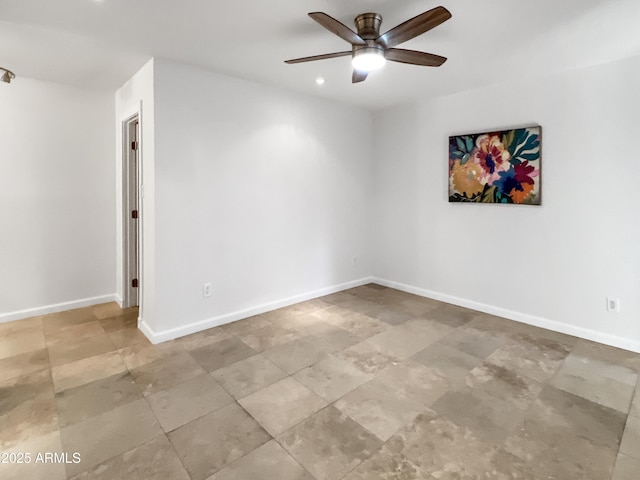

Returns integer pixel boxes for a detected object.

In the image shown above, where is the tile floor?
[1,284,639,479]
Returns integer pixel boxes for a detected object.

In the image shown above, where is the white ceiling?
[1,0,640,110]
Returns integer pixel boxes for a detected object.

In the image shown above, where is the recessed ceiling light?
[315,77,325,86]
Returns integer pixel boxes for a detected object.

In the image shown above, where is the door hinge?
[131,141,138,151]
[131,210,138,219]
[132,279,139,288]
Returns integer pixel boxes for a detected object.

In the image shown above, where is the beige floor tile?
[464,313,527,339]
[259,306,307,326]
[55,372,142,427]
[189,337,257,372]
[465,362,542,410]
[440,328,504,359]
[52,350,126,393]
[41,308,97,335]
[550,353,637,412]
[91,302,128,320]
[285,298,332,316]
[3,290,640,480]
[278,405,383,480]
[47,333,115,367]
[211,354,287,399]
[504,427,618,480]
[431,386,526,444]
[238,324,302,352]
[208,440,313,480]
[0,348,49,382]
[293,355,373,402]
[106,326,150,349]
[342,285,385,301]
[334,340,402,376]
[219,315,272,336]
[572,339,640,373]
[314,305,390,339]
[333,297,381,315]
[612,453,640,480]
[239,377,327,436]
[619,414,640,459]
[146,374,233,432]
[262,337,331,374]
[484,346,562,384]
[412,342,481,385]
[44,321,105,347]
[0,317,42,338]
[68,434,189,480]
[334,378,428,441]
[342,444,435,480]
[0,431,66,480]
[269,312,333,334]
[395,297,441,317]
[313,328,362,353]
[0,330,46,360]
[320,291,358,305]
[386,410,499,478]
[376,360,450,406]
[424,304,479,327]
[99,312,138,333]
[117,340,183,370]
[366,320,450,360]
[60,399,162,477]
[504,385,626,459]
[502,331,572,374]
[488,448,537,480]
[168,402,270,480]
[173,327,232,350]
[367,306,414,326]
[130,351,206,395]
[0,370,58,450]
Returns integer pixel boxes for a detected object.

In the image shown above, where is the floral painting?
[449,126,541,205]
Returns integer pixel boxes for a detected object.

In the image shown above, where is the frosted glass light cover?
[351,51,386,72]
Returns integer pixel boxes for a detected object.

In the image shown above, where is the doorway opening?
[122,114,140,308]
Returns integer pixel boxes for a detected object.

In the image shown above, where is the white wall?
[141,59,373,339]
[114,59,155,320]
[0,77,115,321]
[373,54,640,352]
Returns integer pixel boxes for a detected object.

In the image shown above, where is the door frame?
[122,113,140,308]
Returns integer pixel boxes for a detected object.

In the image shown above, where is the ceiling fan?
[285,6,452,83]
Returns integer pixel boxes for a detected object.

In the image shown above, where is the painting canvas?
[448,126,541,205]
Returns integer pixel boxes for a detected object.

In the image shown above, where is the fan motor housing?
[354,13,382,40]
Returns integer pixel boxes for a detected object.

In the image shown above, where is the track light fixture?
[1,67,16,84]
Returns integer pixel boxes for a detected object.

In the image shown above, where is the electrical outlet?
[203,282,212,298]
[607,297,619,313]
[352,256,358,265]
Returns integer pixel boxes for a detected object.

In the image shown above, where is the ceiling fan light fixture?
[351,47,386,72]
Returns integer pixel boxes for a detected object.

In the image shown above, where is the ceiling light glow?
[352,47,386,72]
[315,77,325,86]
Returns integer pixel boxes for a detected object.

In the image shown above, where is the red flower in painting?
[472,134,511,184]
[514,160,536,185]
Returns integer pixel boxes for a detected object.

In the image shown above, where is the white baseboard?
[139,277,375,344]
[0,294,119,324]
[372,277,640,354]
[114,294,124,309]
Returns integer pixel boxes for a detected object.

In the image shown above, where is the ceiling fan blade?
[352,70,368,83]
[284,51,352,64]
[309,12,367,46]
[376,6,452,48]
[385,48,447,67]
